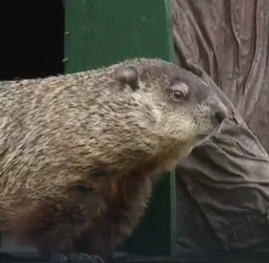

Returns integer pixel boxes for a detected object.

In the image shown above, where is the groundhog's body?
[0,58,228,262]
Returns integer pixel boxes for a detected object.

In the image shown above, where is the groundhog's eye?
[171,90,184,102]
[169,82,189,102]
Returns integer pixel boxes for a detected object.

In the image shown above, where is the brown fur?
[0,58,228,262]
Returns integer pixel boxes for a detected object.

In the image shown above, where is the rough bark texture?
[172,0,269,253]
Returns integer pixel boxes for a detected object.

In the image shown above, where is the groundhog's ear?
[116,66,139,91]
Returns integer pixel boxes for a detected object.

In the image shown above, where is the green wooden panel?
[64,0,177,256]
[64,0,175,71]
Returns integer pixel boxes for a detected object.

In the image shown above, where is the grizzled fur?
[0,58,228,262]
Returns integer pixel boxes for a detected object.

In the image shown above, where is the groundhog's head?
[91,58,229,167]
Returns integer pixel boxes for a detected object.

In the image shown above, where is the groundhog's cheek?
[173,116,196,140]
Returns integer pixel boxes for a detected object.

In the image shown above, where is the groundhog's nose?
[214,110,227,124]
[210,97,228,124]
[208,96,229,125]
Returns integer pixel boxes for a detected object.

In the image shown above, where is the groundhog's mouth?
[196,127,220,142]
[196,133,211,141]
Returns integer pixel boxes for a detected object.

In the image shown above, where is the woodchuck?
[0,58,228,262]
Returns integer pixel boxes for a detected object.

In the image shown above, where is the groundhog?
[0,58,228,263]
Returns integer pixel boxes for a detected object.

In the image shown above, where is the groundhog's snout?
[210,98,229,125]
[214,109,227,124]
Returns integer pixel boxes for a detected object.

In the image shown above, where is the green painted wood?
[64,0,175,71]
[64,0,177,256]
